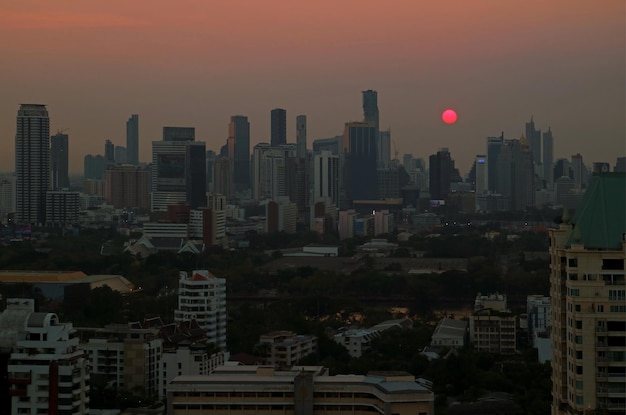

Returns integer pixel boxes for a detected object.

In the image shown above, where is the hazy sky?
[1,0,624,174]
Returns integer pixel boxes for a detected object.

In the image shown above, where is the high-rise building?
[151,127,206,211]
[313,151,339,207]
[549,173,626,415]
[469,293,516,354]
[4,298,90,415]
[475,154,488,195]
[50,132,69,190]
[0,176,16,221]
[493,137,535,211]
[378,129,391,168]
[105,165,151,210]
[126,114,139,165]
[46,190,80,225]
[362,89,379,132]
[174,270,227,350]
[486,134,504,193]
[271,108,287,147]
[84,154,106,180]
[571,153,586,190]
[343,121,378,202]
[615,157,626,172]
[114,145,126,164]
[429,148,454,200]
[525,116,541,165]
[104,139,115,166]
[252,143,295,201]
[15,104,50,225]
[213,156,232,199]
[228,115,251,192]
[296,115,307,160]
[542,127,554,186]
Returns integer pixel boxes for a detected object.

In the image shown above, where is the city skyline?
[0,1,624,174]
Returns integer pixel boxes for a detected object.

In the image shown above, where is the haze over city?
[1,0,624,174]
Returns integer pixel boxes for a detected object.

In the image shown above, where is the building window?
[609,290,625,301]
[575,336,582,344]
[570,288,580,297]
[575,304,581,312]
[575,320,582,329]
[568,258,578,267]
[576,380,583,390]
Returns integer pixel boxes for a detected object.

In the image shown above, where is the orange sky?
[1,0,624,173]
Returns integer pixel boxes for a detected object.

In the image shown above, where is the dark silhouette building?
[271,108,286,147]
[343,121,378,203]
[228,115,251,192]
[429,148,454,200]
[126,114,139,165]
[50,132,69,190]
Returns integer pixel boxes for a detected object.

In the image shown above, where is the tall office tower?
[252,143,295,201]
[286,156,307,218]
[549,173,626,415]
[228,115,251,191]
[151,127,205,211]
[0,176,16,220]
[362,89,379,132]
[571,153,585,190]
[296,115,307,159]
[495,138,535,211]
[525,116,541,165]
[50,132,69,190]
[343,121,378,202]
[615,157,626,172]
[206,150,216,192]
[429,148,454,200]
[104,139,115,165]
[114,145,127,164]
[554,158,573,181]
[313,151,340,206]
[271,108,287,147]
[174,270,227,350]
[83,154,105,180]
[186,142,207,208]
[475,155,488,195]
[213,156,232,199]
[104,165,151,210]
[163,126,195,141]
[542,127,554,186]
[126,114,139,165]
[4,298,90,415]
[403,154,414,173]
[15,104,50,225]
[378,129,391,168]
[486,134,504,193]
[312,136,343,155]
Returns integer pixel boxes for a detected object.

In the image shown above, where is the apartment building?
[550,172,626,415]
[469,293,517,354]
[257,331,317,367]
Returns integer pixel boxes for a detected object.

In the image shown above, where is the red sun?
[442,109,457,124]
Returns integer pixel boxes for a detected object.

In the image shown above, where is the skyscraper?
[429,148,454,200]
[271,108,286,146]
[549,173,626,415]
[104,139,115,166]
[50,132,69,190]
[486,134,504,193]
[542,127,554,186]
[378,129,391,168]
[343,121,378,202]
[296,115,307,159]
[525,116,541,165]
[228,115,251,191]
[362,89,379,132]
[126,114,139,165]
[151,127,205,211]
[474,155,488,195]
[16,104,50,225]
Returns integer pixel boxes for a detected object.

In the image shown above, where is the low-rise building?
[469,293,517,354]
[167,366,434,415]
[430,318,468,348]
[334,319,413,358]
[257,331,317,367]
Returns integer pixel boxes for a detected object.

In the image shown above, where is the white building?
[4,298,90,415]
[338,209,357,240]
[374,209,393,236]
[313,150,340,206]
[469,293,517,354]
[160,343,225,399]
[174,270,227,350]
[82,323,162,397]
[257,331,317,367]
[334,319,413,358]
[430,318,467,348]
